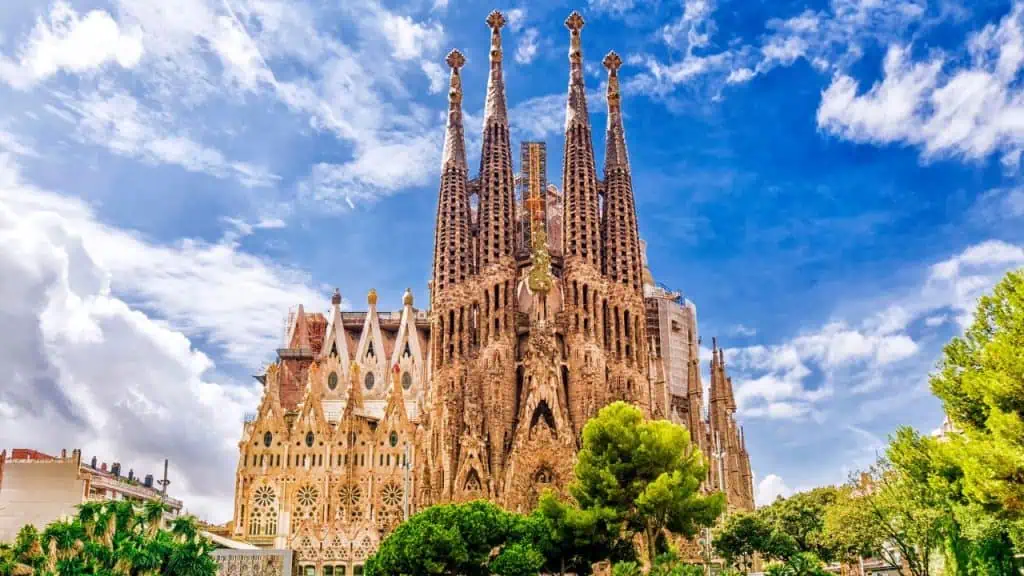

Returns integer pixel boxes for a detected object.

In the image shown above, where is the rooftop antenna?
[157,459,171,494]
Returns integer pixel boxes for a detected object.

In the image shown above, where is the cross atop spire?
[565,11,585,33]
[486,10,506,32]
[603,50,622,72]
[446,48,466,70]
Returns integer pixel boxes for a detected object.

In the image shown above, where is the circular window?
[263,432,273,447]
[389,431,398,447]
[364,371,375,390]
[296,485,319,507]
[401,372,412,390]
[253,486,275,507]
[327,371,338,391]
[305,432,314,447]
[381,482,403,508]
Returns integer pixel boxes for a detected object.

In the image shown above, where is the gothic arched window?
[401,372,412,390]
[365,371,375,390]
[305,432,314,447]
[389,431,398,447]
[263,432,273,447]
[328,371,339,391]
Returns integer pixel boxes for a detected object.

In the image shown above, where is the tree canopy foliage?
[930,269,1024,545]
[0,500,216,576]
[571,402,724,567]
[712,486,840,569]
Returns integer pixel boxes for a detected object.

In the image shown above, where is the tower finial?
[331,288,342,306]
[566,11,585,33]
[483,12,509,124]
[441,49,467,171]
[487,10,506,32]
[446,48,466,70]
[603,50,622,73]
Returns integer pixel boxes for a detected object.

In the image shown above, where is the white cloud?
[972,186,1024,222]
[818,3,1024,166]
[298,131,441,212]
[924,239,1024,325]
[727,237,1024,422]
[0,1,144,89]
[588,0,635,15]
[506,9,527,33]
[756,474,792,506]
[377,12,444,62]
[732,323,757,337]
[0,128,40,157]
[421,60,447,94]
[516,28,540,65]
[0,155,267,522]
[59,88,278,188]
[0,154,323,369]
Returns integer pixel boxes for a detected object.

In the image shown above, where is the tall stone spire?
[561,11,601,267]
[432,50,473,294]
[601,51,643,292]
[478,11,516,268]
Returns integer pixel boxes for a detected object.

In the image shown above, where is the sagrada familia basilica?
[228,10,754,574]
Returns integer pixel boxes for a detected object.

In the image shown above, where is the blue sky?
[1,0,1023,520]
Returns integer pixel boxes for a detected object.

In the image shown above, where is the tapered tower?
[561,12,602,268]
[478,10,516,269]
[601,51,643,293]
[432,50,472,295]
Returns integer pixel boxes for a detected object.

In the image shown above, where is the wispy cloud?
[0,1,144,89]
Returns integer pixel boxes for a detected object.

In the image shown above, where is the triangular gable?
[320,293,352,375]
[354,292,387,395]
[287,305,312,350]
[388,292,424,367]
[254,363,287,431]
[293,362,331,436]
[381,364,409,429]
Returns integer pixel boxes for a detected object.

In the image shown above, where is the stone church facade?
[229,11,753,575]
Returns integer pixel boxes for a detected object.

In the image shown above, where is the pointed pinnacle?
[565,11,585,31]
[486,10,506,30]
[603,50,622,72]
[446,49,466,69]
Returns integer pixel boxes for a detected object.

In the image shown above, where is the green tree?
[365,500,547,576]
[824,430,949,576]
[759,487,840,562]
[930,269,1024,545]
[712,487,840,568]
[763,552,829,576]
[534,491,631,576]
[571,402,725,568]
[712,512,774,571]
[0,500,215,576]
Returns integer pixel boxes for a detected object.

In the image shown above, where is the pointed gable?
[321,289,352,378]
[355,289,387,397]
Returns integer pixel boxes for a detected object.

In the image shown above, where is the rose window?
[253,486,276,507]
[296,485,319,507]
[339,484,362,507]
[381,482,403,508]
